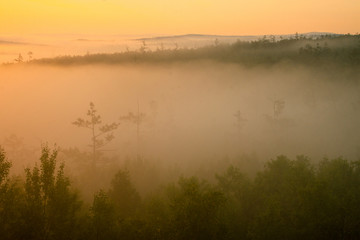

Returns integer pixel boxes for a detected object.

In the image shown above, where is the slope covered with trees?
[1,146,360,239]
[24,34,360,68]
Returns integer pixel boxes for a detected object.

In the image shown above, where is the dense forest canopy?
[1,146,360,240]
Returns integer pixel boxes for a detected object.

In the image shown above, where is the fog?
[1,61,359,177]
[0,34,242,63]
[2,49,360,238]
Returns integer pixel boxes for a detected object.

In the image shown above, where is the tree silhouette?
[0,147,12,231]
[168,177,225,240]
[0,147,11,189]
[23,146,81,240]
[273,99,285,119]
[73,102,119,166]
[0,148,23,240]
[14,54,23,63]
[27,51,33,62]
[90,190,117,240]
[120,101,146,161]
[233,110,247,130]
[108,170,141,219]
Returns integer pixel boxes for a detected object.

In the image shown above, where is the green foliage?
[108,169,141,219]
[167,177,226,240]
[310,158,360,239]
[249,155,315,239]
[0,147,11,186]
[0,147,21,240]
[216,166,252,239]
[22,146,82,240]
[3,146,360,239]
[90,190,117,240]
[140,194,171,240]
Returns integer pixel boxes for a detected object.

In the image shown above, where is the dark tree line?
[27,34,360,68]
[1,146,360,239]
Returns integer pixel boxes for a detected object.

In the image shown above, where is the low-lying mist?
[1,49,360,240]
[1,61,359,177]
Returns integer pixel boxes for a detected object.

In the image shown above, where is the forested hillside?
[25,34,360,68]
[1,146,360,240]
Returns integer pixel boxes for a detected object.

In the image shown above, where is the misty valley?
[1,34,360,239]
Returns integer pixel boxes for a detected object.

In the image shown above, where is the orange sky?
[0,0,359,35]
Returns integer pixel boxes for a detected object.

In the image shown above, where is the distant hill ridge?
[3,33,358,67]
[136,32,340,41]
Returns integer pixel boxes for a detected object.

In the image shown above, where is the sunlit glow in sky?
[1,0,359,35]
